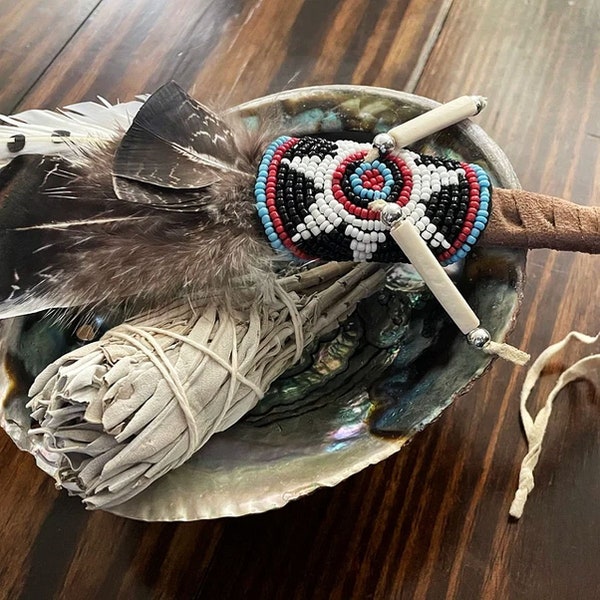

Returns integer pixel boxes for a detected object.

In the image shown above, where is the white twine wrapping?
[26,263,386,509]
[510,331,600,519]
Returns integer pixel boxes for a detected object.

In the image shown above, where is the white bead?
[378,232,387,243]
[310,226,320,236]
[430,238,440,248]
[325,224,334,233]
[357,231,365,242]
[421,230,433,240]
[426,223,436,233]
[333,217,342,227]
[301,230,311,240]
[297,223,306,232]
[292,233,301,243]
[316,215,326,225]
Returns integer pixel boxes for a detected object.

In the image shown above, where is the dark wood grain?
[0,0,599,598]
[0,0,100,112]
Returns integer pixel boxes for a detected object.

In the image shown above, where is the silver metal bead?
[380,203,403,227]
[372,133,395,156]
[466,327,491,348]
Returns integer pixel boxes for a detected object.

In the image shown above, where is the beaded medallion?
[255,136,491,265]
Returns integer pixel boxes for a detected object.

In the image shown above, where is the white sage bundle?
[26,263,385,509]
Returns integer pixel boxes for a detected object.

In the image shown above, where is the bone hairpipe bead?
[389,219,480,334]
[367,95,487,161]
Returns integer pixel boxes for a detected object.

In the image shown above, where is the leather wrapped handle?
[482,188,600,253]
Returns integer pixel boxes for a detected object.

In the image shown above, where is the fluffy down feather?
[0,83,278,318]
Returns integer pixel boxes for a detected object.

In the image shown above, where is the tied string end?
[483,341,530,366]
[481,338,530,366]
[509,331,600,519]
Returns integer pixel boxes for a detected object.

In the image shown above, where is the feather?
[113,81,250,196]
[0,99,144,168]
[0,84,279,319]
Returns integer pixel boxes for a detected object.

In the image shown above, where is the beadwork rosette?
[255,136,491,265]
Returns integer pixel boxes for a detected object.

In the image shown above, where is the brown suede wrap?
[482,188,600,253]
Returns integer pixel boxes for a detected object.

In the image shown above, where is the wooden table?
[1,1,599,598]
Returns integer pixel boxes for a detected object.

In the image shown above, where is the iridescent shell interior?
[0,86,525,521]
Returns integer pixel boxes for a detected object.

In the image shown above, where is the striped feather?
[0,98,144,168]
